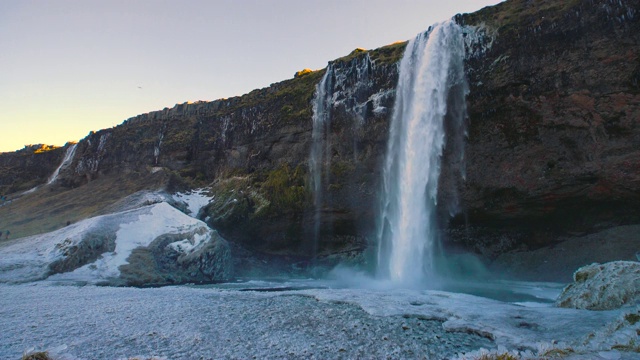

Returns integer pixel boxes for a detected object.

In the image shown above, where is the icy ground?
[2,281,639,360]
[0,202,223,285]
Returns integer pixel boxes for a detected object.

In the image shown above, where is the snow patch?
[50,202,206,282]
[0,201,222,285]
[172,188,213,218]
[167,232,208,253]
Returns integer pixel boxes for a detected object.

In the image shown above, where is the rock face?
[556,261,640,310]
[0,144,67,195]
[2,0,639,261]
[455,0,640,253]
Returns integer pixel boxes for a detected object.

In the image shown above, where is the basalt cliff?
[1,0,638,278]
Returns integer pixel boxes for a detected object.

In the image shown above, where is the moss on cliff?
[255,164,309,218]
[212,69,326,123]
[332,42,406,68]
[369,41,407,65]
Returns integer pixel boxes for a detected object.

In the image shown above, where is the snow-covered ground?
[0,201,228,285]
[1,190,638,359]
[172,189,213,218]
[2,280,638,360]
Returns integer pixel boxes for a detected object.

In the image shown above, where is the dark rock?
[0,144,67,194]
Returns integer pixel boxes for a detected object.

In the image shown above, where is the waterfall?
[309,66,334,260]
[376,20,467,287]
[47,143,78,185]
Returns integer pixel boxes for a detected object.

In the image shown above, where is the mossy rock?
[255,163,310,218]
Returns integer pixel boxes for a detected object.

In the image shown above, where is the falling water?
[376,20,467,287]
[309,66,334,260]
[47,143,78,185]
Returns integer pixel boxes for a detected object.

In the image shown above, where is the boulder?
[556,261,640,310]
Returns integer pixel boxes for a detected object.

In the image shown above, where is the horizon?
[0,0,504,153]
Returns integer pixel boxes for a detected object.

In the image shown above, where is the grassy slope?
[0,169,171,242]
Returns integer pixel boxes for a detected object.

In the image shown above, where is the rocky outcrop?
[0,202,231,286]
[2,0,639,262]
[454,0,640,252]
[556,261,640,310]
[0,144,67,195]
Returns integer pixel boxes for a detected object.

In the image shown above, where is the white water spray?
[47,143,78,185]
[310,66,334,258]
[376,20,467,287]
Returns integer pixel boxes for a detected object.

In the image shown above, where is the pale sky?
[0,0,503,153]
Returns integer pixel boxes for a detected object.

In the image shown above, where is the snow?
[48,202,209,283]
[173,188,213,218]
[0,202,214,285]
[0,281,638,360]
[0,211,120,283]
[167,232,208,253]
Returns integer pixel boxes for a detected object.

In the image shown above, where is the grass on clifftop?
[462,0,583,32]
[216,68,326,124]
[333,41,406,67]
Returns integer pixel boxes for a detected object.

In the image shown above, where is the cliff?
[0,144,66,195]
[457,0,640,255]
[1,0,638,263]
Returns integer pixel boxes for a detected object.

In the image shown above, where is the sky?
[0,0,504,153]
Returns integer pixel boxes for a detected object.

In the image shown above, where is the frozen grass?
[0,284,493,359]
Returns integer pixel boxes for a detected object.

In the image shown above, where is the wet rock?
[556,261,640,310]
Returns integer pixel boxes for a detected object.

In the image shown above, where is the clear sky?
[0,0,503,153]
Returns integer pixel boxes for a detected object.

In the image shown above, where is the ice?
[0,202,214,284]
[167,232,208,253]
[172,188,213,218]
[0,282,637,359]
[0,211,120,283]
[48,202,208,283]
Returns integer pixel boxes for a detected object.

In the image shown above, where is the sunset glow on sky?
[0,0,503,153]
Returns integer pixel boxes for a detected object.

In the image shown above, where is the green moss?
[255,164,309,218]
[333,42,406,68]
[330,161,354,179]
[369,41,407,65]
[334,48,368,64]
[207,176,255,227]
[214,73,317,124]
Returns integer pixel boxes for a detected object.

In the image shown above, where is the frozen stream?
[1,280,638,359]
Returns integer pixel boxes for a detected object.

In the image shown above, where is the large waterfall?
[310,66,334,259]
[376,20,467,287]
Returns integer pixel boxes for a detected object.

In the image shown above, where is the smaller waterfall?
[376,20,467,287]
[309,66,334,260]
[47,143,78,185]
